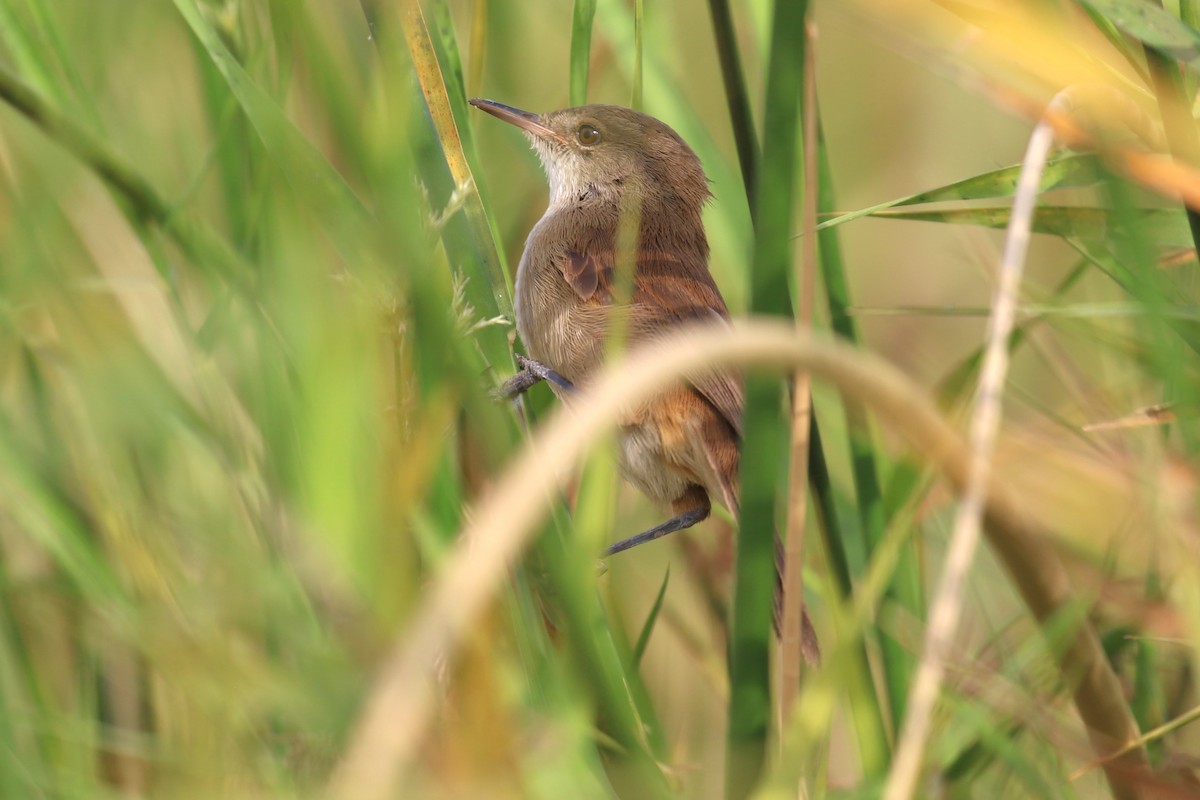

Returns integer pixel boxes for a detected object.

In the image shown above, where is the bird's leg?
[496,354,576,400]
[604,486,710,556]
[603,509,707,555]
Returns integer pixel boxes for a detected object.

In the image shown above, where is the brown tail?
[704,431,820,665]
[687,390,820,664]
[775,536,822,665]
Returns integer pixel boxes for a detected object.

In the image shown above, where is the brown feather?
[549,225,744,443]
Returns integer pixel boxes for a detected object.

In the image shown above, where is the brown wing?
[562,249,603,300]
[558,230,744,438]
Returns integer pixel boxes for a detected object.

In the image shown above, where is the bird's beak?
[469,98,569,145]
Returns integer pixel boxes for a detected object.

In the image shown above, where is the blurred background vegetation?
[0,0,1198,797]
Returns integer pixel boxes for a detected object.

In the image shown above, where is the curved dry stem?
[883,90,1073,800]
[328,319,1142,800]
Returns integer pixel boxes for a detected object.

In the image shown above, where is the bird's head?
[470,99,712,213]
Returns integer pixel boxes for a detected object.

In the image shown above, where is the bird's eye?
[576,124,601,146]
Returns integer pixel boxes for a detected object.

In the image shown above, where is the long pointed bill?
[469,98,568,145]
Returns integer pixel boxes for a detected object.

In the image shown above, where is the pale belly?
[515,256,689,502]
[618,418,692,504]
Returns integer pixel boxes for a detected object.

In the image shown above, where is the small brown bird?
[471,99,817,656]
[471,99,740,550]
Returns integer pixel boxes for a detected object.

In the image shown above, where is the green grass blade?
[170,0,368,223]
[814,117,901,766]
[706,0,759,212]
[631,0,644,109]
[0,425,124,604]
[361,1,514,379]
[427,0,508,260]
[863,205,1194,247]
[0,3,68,113]
[937,256,1091,404]
[1144,38,1200,256]
[815,153,1102,233]
[1067,237,1200,357]
[419,0,518,360]
[941,698,1061,799]
[430,1,470,125]
[703,2,894,772]
[570,0,597,106]
[759,465,927,797]
[1079,0,1200,72]
[17,0,105,127]
[0,64,253,289]
[534,521,675,795]
[633,567,670,667]
[1132,639,1167,762]
[730,2,810,798]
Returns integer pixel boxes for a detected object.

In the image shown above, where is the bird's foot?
[494,354,576,401]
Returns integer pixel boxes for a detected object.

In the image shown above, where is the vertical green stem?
[815,116,905,758]
[727,1,808,797]
[705,0,759,214]
[467,0,487,96]
[631,0,644,109]
[569,0,597,106]
[1143,36,1200,257]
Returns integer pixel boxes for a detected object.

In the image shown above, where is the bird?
[471,99,817,659]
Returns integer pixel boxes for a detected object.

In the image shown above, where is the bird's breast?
[514,218,608,385]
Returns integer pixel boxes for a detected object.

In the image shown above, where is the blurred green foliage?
[0,0,1197,798]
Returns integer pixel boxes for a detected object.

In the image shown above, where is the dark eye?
[576,124,601,146]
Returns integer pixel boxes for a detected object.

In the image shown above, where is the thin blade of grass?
[466,0,487,96]
[0,3,69,114]
[937,256,1091,406]
[569,0,597,106]
[430,1,471,129]
[730,2,809,798]
[0,424,125,604]
[1066,236,1200,357]
[360,0,514,380]
[779,21,819,720]
[864,205,1195,248]
[420,0,515,308]
[814,107,902,770]
[533,518,674,794]
[941,698,1062,799]
[706,0,759,214]
[633,567,671,667]
[1132,631,1167,762]
[1143,34,1200,257]
[0,64,252,288]
[398,0,513,349]
[171,0,368,221]
[631,0,644,110]
[756,454,927,798]
[814,153,1102,233]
